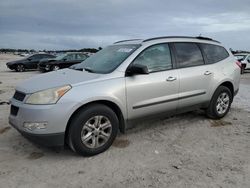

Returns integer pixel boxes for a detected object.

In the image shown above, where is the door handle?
[204,71,212,75]
[166,76,177,81]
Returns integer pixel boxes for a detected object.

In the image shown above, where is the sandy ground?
[0,54,249,188]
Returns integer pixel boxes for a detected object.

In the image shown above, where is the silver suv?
[9,36,241,156]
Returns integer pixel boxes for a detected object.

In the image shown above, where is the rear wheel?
[51,65,60,71]
[206,86,232,119]
[68,104,119,156]
[15,64,25,72]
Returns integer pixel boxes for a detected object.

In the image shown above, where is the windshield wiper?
[84,67,95,73]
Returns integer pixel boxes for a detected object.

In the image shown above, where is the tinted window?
[201,44,229,64]
[174,43,204,68]
[133,43,172,72]
[44,54,54,58]
[30,54,41,60]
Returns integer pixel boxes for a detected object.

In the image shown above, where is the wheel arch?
[15,63,26,71]
[16,63,25,67]
[65,100,126,143]
[219,81,234,97]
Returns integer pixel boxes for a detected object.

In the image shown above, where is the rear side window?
[200,44,229,64]
[174,43,204,68]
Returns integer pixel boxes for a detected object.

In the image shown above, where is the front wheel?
[206,86,232,119]
[15,64,25,72]
[68,104,119,156]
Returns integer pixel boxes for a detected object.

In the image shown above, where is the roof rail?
[114,39,142,44]
[143,36,220,43]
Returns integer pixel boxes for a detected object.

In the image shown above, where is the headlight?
[25,85,71,105]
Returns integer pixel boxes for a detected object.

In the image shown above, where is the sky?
[0,0,250,50]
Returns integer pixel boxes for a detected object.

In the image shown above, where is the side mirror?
[63,58,67,61]
[248,59,250,63]
[27,58,32,61]
[126,64,149,76]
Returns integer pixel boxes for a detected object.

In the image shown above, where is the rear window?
[200,44,229,64]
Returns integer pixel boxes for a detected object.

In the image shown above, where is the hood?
[16,69,107,93]
[6,59,24,65]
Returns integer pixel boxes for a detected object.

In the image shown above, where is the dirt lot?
[0,54,249,188]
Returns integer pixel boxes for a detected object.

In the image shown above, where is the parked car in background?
[38,52,88,72]
[6,54,55,72]
[234,53,250,73]
[9,36,240,156]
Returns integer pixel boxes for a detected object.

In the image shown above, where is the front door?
[125,43,179,119]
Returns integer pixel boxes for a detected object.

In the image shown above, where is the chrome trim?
[133,91,206,109]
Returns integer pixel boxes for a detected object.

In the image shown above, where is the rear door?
[126,43,179,119]
[173,42,214,109]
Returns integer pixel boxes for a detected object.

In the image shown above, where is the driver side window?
[133,43,172,72]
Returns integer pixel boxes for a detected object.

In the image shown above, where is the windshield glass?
[75,44,140,73]
[55,53,67,60]
[235,55,246,61]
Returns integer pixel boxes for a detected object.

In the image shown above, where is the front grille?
[10,105,19,116]
[13,91,26,101]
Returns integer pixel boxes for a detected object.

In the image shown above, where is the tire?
[15,64,25,72]
[51,65,60,71]
[206,86,232,119]
[68,104,119,156]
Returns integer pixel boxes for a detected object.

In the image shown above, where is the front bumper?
[9,120,64,147]
[8,98,74,147]
[6,64,14,70]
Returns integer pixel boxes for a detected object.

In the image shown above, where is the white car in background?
[234,53,250,73]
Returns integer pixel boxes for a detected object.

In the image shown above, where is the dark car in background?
[38,52,88,72]
[6,53,55,72]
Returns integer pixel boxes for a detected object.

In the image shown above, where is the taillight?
[236,61,241,68]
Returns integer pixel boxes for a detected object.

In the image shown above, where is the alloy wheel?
[81,115,112,149]
[16,64,25,72]
[216,92,230,115]
[52,65,60,71]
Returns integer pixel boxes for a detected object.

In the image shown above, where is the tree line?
[0,47,102,54]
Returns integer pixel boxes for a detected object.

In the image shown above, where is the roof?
[114,36,220,45]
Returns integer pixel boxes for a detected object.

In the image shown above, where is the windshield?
[75,44,140,73]
[235,55,246,61]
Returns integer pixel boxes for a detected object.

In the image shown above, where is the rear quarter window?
[200,44,229,64]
